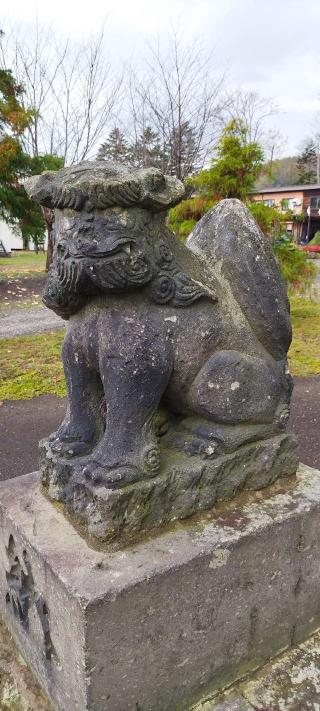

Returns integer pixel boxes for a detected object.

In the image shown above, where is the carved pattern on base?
[5,534,56,661]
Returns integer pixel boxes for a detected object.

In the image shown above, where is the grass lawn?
[0,331,65,400]
[289,297,320,376]
[0,298,319,401]
[0,251,46,281]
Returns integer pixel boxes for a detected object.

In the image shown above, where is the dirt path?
[0,275,45,304]
[0,305,64,338]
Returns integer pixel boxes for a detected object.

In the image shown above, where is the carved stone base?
[0,465,320,711]
[40,432,299,542]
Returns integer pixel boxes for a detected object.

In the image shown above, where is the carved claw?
[50,437,93,458]
[83,464,143,488]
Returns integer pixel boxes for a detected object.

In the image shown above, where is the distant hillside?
[255,156,300,189]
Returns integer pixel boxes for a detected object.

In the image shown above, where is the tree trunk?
[42,207,55,272]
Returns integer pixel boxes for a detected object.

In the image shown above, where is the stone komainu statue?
[26,162,298,539]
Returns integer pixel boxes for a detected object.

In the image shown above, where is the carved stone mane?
[26,160,185,212]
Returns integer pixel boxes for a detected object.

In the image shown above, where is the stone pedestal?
[0,465,320,711]
[40,432,298,542]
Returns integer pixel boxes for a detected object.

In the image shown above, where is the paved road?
[0,306,64,338]
[0,395,67,479]
[0,376,319,480]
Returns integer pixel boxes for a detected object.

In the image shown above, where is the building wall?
[251,188,320,241]
[0,221,47,252]
[0,222,23,252]
[252,190,304,215]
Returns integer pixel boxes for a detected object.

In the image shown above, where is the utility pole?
[306,204,311,242]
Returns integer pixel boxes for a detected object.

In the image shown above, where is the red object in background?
[301,245,320,252]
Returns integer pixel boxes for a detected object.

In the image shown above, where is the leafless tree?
[0,22,123,165]
[224,89,278,144]
[127,32,227,180]
[263,128,287,172]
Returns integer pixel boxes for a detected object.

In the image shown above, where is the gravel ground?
[0,305,64,338]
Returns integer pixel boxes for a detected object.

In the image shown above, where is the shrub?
[168,197,216,238]
[169,197,316,292]
[309,231,320,246]
[248,201,290,237]
[168,217,197,239]
[272,234,317,292]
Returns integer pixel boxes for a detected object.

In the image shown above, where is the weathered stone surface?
[242,629,320,710]
[187,200,292,360]
[25,160,298,537]
[192,695,253,711]
[26,160,186,212]
[0,619,51,711]
[40,432,298,542]
[196,629,320,711]
[1,464,320,711]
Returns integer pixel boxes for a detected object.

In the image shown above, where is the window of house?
[310,197,320,209]
[263,199,275,207]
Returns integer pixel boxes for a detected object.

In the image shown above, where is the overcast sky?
[2,0,320,157]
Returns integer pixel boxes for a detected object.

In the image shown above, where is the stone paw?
[48,430,59,443]
[50,438,93,458]
[83,464,144,488]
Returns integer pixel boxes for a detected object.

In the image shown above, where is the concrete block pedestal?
[0,465,320,711]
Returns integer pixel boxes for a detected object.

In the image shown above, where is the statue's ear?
[173,272,216,306]
[148,238,216,306]
[149,270,216,307]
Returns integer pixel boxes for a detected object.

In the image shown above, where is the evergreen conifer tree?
[98,128,130,164]
[296,140,317,184]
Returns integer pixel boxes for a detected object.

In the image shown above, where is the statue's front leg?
[82,327,173,487]
[50,331,104,457]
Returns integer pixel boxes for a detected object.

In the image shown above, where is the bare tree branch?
[126,31,227,179]
[224,89,278,144]
[0,21,123,165]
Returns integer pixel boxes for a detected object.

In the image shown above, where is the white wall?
[0,221,23,252]
[0,221,47,251]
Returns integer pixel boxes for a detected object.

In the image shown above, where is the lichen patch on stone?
[209,549,231,568]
